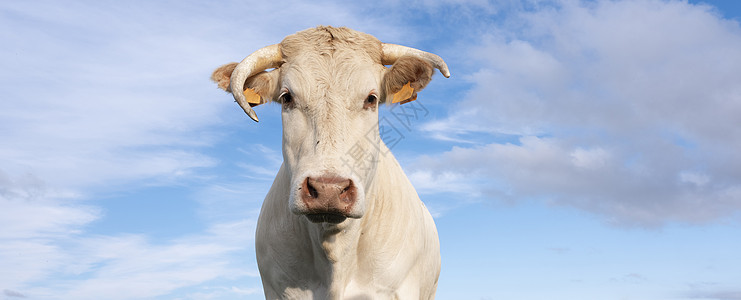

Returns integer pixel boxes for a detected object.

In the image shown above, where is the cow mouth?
[305,213,347,224]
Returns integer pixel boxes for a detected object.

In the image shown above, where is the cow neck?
[301,214,361,297]
[303,154,386,296]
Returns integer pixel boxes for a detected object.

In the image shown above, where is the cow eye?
[279,91,293,106]
[363,94,378,109]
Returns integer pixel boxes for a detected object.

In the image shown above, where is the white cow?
[211,26,449,299]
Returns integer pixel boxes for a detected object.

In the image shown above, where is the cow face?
[211,27,446,225]
[278,50,385,224]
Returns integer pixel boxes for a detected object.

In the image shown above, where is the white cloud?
[570,147,610,170]
[409,170,476,195]
[0,171,99,287]
[175,286,261,300]
[416,0,741,226]
[687,289,741,300]
[0,170,260,299]
[0,2,229,191]
[679,170,711,187]
[45,219,257,300]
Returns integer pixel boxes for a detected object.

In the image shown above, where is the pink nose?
[300,176,357,223]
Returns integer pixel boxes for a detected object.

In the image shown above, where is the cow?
[211,26,449,299]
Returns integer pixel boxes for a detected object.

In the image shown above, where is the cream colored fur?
[257,143,440,299]
[212,26,443,299]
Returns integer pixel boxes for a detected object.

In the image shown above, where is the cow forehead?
[282,55,381,97]
[279,26,383,63]
[278,27,384,106]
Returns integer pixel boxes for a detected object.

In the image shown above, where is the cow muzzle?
[299,176,358,224]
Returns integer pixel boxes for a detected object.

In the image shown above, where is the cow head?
[212,27,449,225]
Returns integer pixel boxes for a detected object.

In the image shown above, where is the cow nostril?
[306,179,318,198]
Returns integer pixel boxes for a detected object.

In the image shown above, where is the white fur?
[256,143,440,299]
[248,27,441,299]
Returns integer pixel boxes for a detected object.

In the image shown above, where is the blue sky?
[1,0,740,299]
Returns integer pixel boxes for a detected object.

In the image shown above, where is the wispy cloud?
[0,170,260,299]
[687,289,741,300]
[50,219,257,300]
[1,1,230,191]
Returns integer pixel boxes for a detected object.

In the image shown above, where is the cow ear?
[211,63,280,107]
[381,55,434,104]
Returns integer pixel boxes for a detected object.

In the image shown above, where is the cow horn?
[230,44,283,122]
[381,43,450,78]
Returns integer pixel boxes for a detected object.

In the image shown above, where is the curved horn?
[381,43,450,78]
[230,44,283,122]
